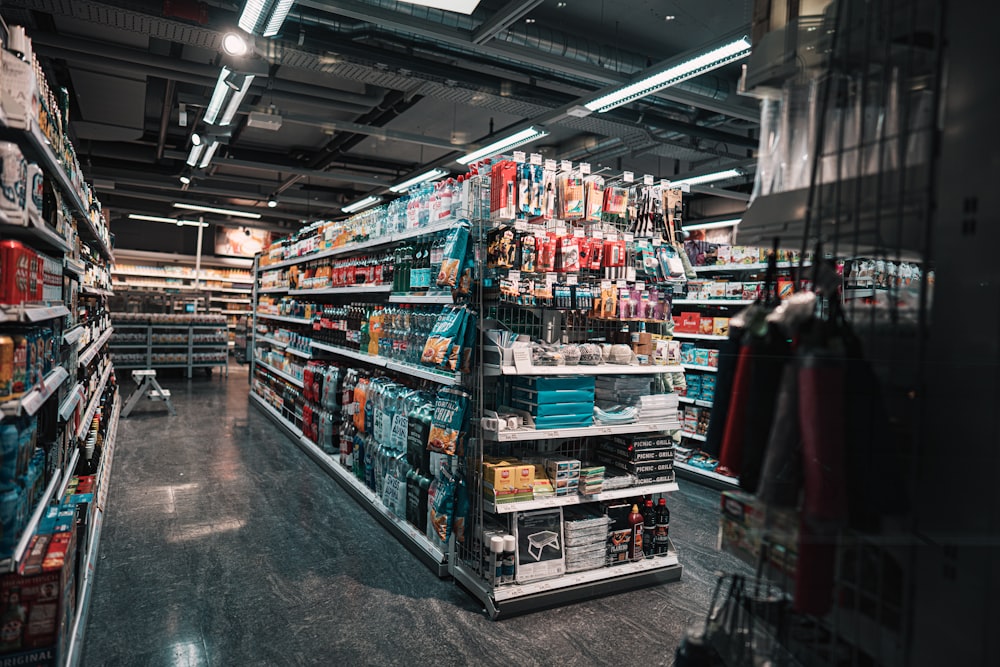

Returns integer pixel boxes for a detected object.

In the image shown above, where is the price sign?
[661,179,670,188]
[530,153,543,165]
[567,275,578,285]
[560,160,573,171]
[616,280,628,288]
[545,159,557,171]
[508,270,521,282]
[580,162,591,175]
[601,280,612,289]
[592,230,604,239]
[573,228,586,238]
[652,238,661,246]
[546,272,558,285]
[643,174,654,186]
[623,233,634,242]
[623,171,634,183]
[635,281,646,291]
[513,151,526,163]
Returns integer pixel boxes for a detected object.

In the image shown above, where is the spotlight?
[191,132,203,146]
[267,196,278,208]
[222,32,248,57]
[179,175,191,185]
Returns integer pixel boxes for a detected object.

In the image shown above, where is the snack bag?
[427,387,471,456]
[428,466,457,542]
[421,306,465,367]
[436,222,471,288]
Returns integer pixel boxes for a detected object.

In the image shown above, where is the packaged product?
[427,387,471,456]
[436,222,470,288]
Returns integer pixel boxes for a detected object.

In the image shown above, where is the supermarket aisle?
[82,366,749,666]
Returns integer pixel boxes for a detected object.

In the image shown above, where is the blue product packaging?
[679,343,696,365]
[0,421,18,489]
[0,488,19,554]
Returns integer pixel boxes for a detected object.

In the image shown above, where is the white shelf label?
[573,228,585,238]
[623,233,634,242]
[530,153,543,165]
[635,281,646,291]
[601,280,612,289]
[661,179,670,188]
[580,162,591,175]
[652,238,661,246]
[513,151,526,163]
[567,275,578,285]
[508,270,521,282]
[616,280,628,288]
[545,159,557,171]
[546,272,558,285]
[512,346,532,372]
[560,160,573,172]
[643,174,654,185]
[592,230,604,239]
[623,171,634,183]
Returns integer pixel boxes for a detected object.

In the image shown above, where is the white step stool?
[122,370,176,417]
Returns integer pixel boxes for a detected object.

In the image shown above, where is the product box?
[545,457,580,477]
[707,350,720,368]
[725,281,743,299]
[712,317,730,337]
[605,503,634,566]
[531,413,593,429]
[629,331,652,357]
[741,282,761,301]
[693,348,710,367]
[777,279,794,300]
[698,317,714,335]
[483,459,534,492]
[709,281,727,299]
[512,376,595,393]
[515,508,565,582]
[512,387,595,404]
[718,491,798,578]
[596,441,674,464]
[685,374,702,399]
[676,312,701,333]
[608,434,674,450]
[509,398,594,419]
[0,240,42,305]
[679,342,696,365]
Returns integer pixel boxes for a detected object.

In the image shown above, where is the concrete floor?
[82,365,749,666]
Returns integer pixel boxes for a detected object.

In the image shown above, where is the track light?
[186,144,205,167]
[389,168,449,193]
[222,31,249,57]
[456,127,549,165]
[341,196,382,214]
[224,70,247,91]
[267,196,278,208]
[191,132,203,146]
[179,174,192,185]
[683,218,741,231]
[198,141,220,169]
[128,214,208,227]
[584,35,752,113]
[239,0,295,37]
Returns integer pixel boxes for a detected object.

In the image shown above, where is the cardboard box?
[483,460,534,492]
[630,331,652,357]
[608,434,674,450]
[676,312,701,333]
[712,317,730,337]
[606,503,633,565]
[698,317,715,335]
[596,441,674,464]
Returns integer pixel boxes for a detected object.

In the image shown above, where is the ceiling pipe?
[161,150,390,187]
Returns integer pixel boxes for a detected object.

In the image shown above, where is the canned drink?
[0,141,26,214]
[0,335,13,400]
[0,240,40,305]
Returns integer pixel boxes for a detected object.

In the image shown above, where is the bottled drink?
[430,232,445,284]
[655,498,670,555]
[628,504,644,561]
[642,499,656,558]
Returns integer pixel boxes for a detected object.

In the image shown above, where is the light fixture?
[671,168,743,187]
[239,0,295,37]
[395,1,482,14]
[204,68,231,125]
[665,15,676,21]
[198,141,220,169]
[173,202,262,219]
[186,144,205,167]
[219,74,254,126]
[683,218,741,231]
[224,70,247,91]
[267,196,278,208]
[222,31,249,57]
[389,168,449,193]
[455,127,549,165]
[179,175,192,185]
[341,196,383,214]
[128,214,209,227]
[584,35,752,113]
[191,132,203,146]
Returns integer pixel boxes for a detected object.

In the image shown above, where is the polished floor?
[82,365,750,666]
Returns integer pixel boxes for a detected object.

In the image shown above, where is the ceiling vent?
[247,112,283,131]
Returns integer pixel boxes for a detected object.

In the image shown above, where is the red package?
[603,239,626,267]
[557,235,580,273]
[0,240,41,305]
[537,234,557,273]
[676,312,701,333]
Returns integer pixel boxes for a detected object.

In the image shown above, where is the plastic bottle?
[642,499,656,558]
[629,504,645,561]
[490,536,505,586]
[655,497,671,555]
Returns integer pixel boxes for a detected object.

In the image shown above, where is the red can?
[0,240,41,305]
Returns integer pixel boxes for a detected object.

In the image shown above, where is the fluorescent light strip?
[672,169,743,187]
[173,203,262,219]
[239,0,267,33]
[263,0,295,37]
[585,37,752,113]
[219,74,255,126]
[456,127,549,165]
[186,143,205,167]
[397,1,483,14]
[683,219,741,231]
[389,168,449,193]
[341,196,383,214]
[128,214,209,227]
[198,141,220,169]
[204,68,232,125]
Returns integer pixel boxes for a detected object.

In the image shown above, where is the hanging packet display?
[603,186,629,215]
[584,176,604,222]
[542,167,557,219]
[560,172,585,219]
[443,308,470,372]
[421,306,465,367]
[460,310,477,374]
[556,235,581,273]
[519,233,537,272]
[427,387,471,456]
[428,466,457,542]
[536,234,557,273]
[487,225,517,268]
[436,222,470,288]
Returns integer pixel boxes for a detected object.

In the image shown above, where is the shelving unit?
[110,317,229,378]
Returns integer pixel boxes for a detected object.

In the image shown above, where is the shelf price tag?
[567,275,578,285]
[573,228,585,238]
[513,151,526,163]
[635,281,646,291]
[643,174,654,186]
[545,159,557,171]
[579,162,591,175]
[651,238,661,246]
[623,233,634,242]
[514,220,528,231]
[601,280,612,289]
[545,272,558,285]
[592,230,604,239]
[512,345,532,372]
[607,233,618,241]
[530,153,543,165]
[623,171,634,183]
[616,280,628,288]
[625,267,637,281]
[560,160,573,172]
[508,270,521,282]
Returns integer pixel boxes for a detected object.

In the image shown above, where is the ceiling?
[1,0,759,236]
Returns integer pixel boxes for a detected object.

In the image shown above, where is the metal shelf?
[673,460,739,489]
[0,120,113,260]
[485,481,679,514]
[285,347,312,359]
[672,299,753,306]
[287,284,392,297]
[678,396,714,408]
[671,332,727,341]
[0,303,70,323]
[484,363,683,376]
[0,366,69,417]
[78,327,114,367]
[693,261,810,273]
[0,468,62,573]
[485,421,677,443]
[59,383,85,421]
[249,392,449,577]
[64,258,85,277]
[76,362,113,440]
[310,341,386,367]
[388,292,455,304]
[256,360,304,388]
[256,313,313,325]
[0,206,70,255]
[681,364,718,373]
[256,336,288,348]
[258,286,290,294]
[308,341,462,385]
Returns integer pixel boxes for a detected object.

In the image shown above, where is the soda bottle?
[655,498,670,555]
[642,499,656,558]
[628,504,644,561]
